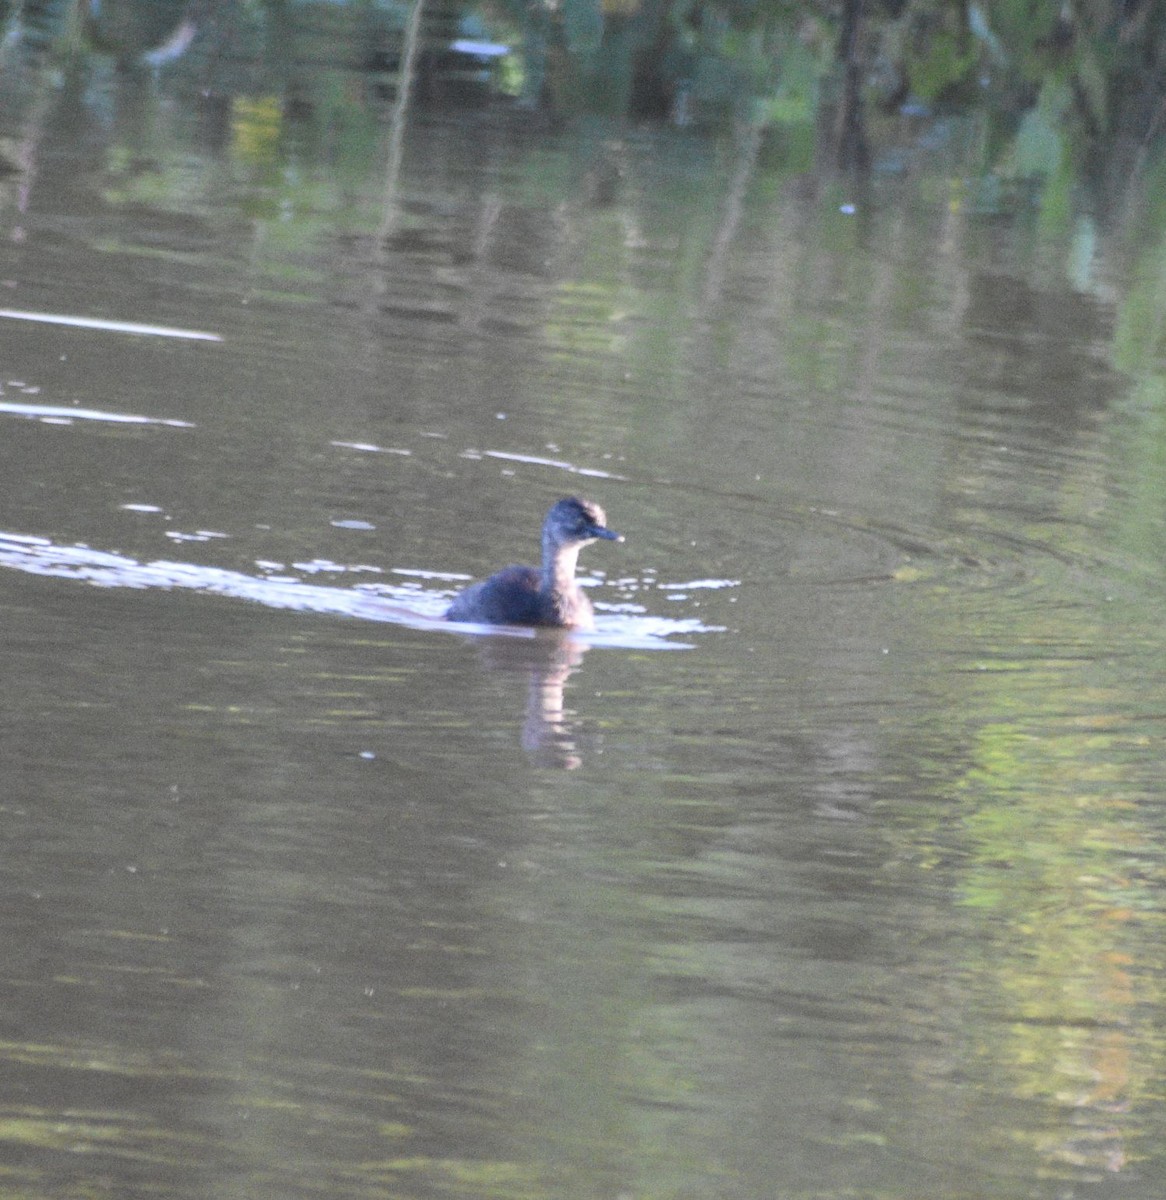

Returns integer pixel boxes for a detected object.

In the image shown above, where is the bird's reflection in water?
[470,634,591,769]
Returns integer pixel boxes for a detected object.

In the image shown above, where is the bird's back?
[446,564,545,625]
[446,564,594,628]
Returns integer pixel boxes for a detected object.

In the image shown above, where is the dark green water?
[1,30,1165,1200]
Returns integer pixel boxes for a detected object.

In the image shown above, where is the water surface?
[2,52,1165,1200]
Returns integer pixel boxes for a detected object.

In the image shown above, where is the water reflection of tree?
[10,0,1166,223]
[955,721,1164,1179]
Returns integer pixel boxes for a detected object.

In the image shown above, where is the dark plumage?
[446,497,623,629]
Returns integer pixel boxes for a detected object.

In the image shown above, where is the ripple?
[0,401,194,427]
[735,500,1133,598]
[330,440,412,456]
[0,531,703,648]
[0,307,222,341]
[480,449,628,480]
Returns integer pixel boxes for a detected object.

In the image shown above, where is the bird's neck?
[542,535,583,595]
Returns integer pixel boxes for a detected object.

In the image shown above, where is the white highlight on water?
[0,401,193,427]
[0,308,223,341]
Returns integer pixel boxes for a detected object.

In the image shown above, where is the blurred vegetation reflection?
[2,0,1165,217]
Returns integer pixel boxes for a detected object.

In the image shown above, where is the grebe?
[446,497,622,629]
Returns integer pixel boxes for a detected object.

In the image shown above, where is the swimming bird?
[446,497,623,629]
